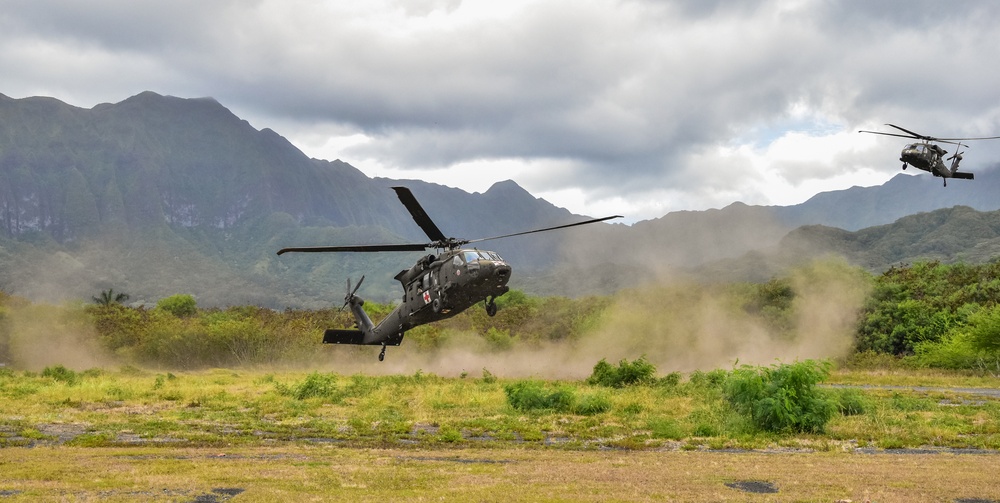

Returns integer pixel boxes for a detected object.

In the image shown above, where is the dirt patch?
[725,480,779,493]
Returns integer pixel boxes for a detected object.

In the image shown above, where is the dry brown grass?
[1,445,999,502]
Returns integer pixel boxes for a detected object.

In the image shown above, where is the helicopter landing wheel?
[378,345,386,362]
[485,297,498,317]
[902,163,907,170]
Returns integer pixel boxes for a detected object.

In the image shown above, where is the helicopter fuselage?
[898,142,973,185]
[395,248,511,326]
[327,248,511,354]
[900,142,950,177]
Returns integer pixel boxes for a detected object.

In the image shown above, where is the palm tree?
[92,288,129,306]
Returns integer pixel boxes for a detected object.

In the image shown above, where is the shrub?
[156,294,197,317]
[723,360,836,433]
[687,369,728,388]
[480,368,497,384]
[42,364,78,385]
[573,392,612,415]
[586,356,657,388]
[967,305,1000,353]
[659,371,682,387]
[278,372,339,400]
[483,327,514,351]
[504,380,575,412]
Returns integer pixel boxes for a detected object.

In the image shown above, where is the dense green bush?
[967,305,1000,352]
[586,356,657,388]
[856,261,1000,363]
[156,294,198,317]
[504,380,575,413]
[503,379,612,416]
[723,360,836,433]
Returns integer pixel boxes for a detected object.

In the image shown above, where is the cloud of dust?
[304,258,870,380]
[3,300,117,371]
[573,257,870,374]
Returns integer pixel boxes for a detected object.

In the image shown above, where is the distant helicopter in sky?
[859,124,1000,186]
[277,186,621,361]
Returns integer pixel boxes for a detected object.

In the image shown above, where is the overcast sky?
[4,0,1000,223]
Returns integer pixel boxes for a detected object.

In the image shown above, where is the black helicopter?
[859,124,1000,186]
[277,186,621,361]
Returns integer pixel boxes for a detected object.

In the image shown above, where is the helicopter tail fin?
[951,171,974,180]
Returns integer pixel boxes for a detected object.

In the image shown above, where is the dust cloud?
[306,258,870,380]
[2,300,116,371]
[572,258,870,375]
[1,257,868,379]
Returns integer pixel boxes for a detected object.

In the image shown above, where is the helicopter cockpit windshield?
[462,250,505,263]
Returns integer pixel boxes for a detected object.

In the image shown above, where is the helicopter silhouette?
[859,124,1000,186]
[277,186,621,361]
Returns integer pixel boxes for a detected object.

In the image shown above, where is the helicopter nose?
[495,263,511,281]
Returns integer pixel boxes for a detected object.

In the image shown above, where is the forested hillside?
[0,92,599,306]
[690,205,1000,283]
[3,91,1000,308]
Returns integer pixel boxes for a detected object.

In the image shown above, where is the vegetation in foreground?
[2,259,1000,455]
[1,360,999,452]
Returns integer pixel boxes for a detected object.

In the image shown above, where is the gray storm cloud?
[3,0,1000,217]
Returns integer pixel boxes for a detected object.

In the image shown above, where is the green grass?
[1,366,999,451]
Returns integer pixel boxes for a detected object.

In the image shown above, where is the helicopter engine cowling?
[394,254,436,286]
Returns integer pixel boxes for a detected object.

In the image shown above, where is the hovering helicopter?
[859,124,1000,186]
[277,186,621,361]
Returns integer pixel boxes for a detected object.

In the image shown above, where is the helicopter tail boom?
[323,329,405,346]
[323,329,368,345]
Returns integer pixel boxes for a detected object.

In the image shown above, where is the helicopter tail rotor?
[948,151,965,175]
[342,275,365,310]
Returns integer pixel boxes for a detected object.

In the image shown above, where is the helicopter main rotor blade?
[859,128,966,146]
[858,130,922,139]
[462,215,623,246]
[935,134,1000,141]
[392,186,448,243]
[885,123,931,140]
[277,243,429,255]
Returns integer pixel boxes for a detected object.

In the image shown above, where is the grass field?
[0,445,999,502]
[2,366,1000,501]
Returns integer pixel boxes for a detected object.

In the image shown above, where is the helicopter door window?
[452,255,463,267]
[422,273,431,291]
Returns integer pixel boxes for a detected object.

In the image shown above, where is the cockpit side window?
[452,255,463,267]
[464,251,480,263]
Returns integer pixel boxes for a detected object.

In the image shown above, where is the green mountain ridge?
[693,205,1000,283]
[2,91,1000,307]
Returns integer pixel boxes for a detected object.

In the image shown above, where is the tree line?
[2,260,1000,371]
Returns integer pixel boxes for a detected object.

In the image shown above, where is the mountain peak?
[484,179,528,195]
